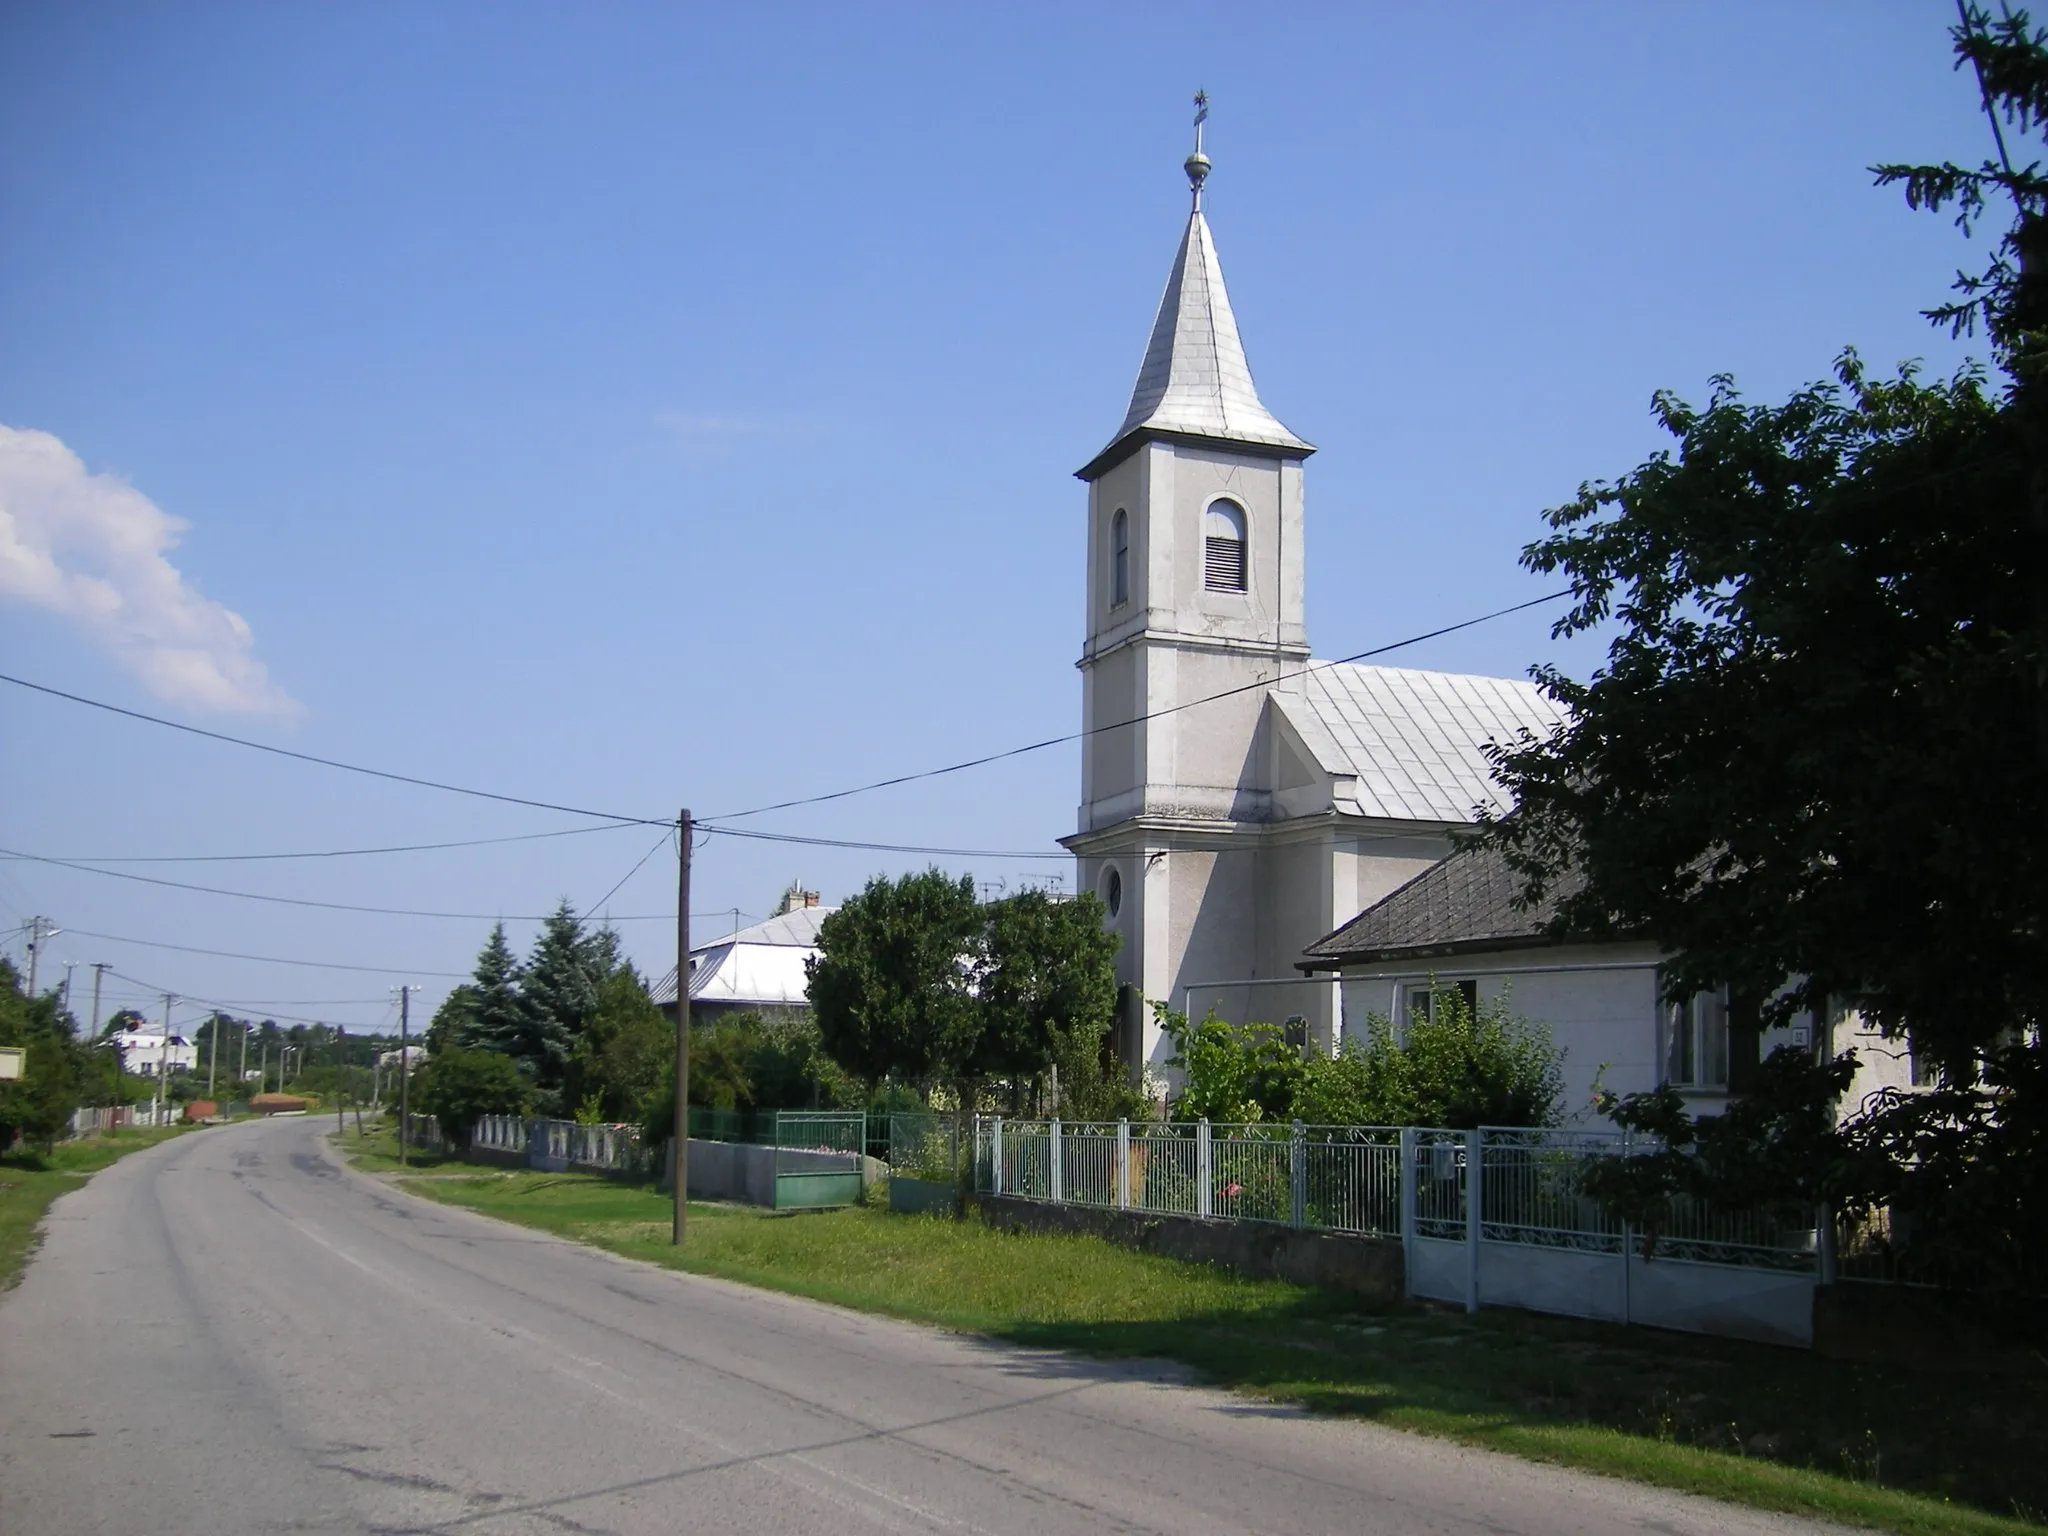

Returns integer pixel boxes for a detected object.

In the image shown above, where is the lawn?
[335,1124,2043,1536]
[0,1125,198,1290]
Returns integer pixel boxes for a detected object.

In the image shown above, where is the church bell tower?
[1064,95,1316,1075]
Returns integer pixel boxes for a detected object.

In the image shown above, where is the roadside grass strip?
[0,1127,198,1290]
[336,1127,2044,1536]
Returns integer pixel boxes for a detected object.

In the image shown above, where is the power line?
[0,672,666,826]
[583,829,674,916]
[60,924,471,978]
[0,849,689,922]
[703,826,1068,860]
[699,591,1572,823]
[13,822,645,865]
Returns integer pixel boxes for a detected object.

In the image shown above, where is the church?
[1063,113,1566,1078]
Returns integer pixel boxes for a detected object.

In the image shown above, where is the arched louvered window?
[1110,509,1129,608]
[1204,500,1247,591]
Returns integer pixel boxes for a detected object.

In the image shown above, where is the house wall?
[1338,943,1665,1126]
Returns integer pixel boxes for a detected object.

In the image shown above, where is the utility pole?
[61,961,76,1015]
[207,1013,220,1100]
[336,1026,347,1136]
[155,994,176,1127]
[238,1019,249,1096]
[672,809,692,1245]
[258,1039,268,1097]
[24,916,58,997]
[397,985,412,1167]
[88,962,109,1042]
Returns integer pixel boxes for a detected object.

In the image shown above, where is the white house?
[1297,841,1920,1122]
[106,1029,197,1077]
[651,902,835,1025]
[1064,119,1565,1075]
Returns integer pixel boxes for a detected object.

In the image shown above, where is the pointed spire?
[1081,95,1311,479]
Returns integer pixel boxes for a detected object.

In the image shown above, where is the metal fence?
[980,1118,1406,1239]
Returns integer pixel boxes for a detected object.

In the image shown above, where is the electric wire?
[0,672,666,826]
[60,925,471,978]
[16,822,645,865]
[698,591,1573,823]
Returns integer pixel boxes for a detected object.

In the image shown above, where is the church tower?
[1064,99,1319,1075]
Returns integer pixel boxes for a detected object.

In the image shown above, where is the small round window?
[1103,866,1123,918]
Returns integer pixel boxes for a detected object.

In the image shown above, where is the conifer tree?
[517,901,593,1106]
[451,923,526,1058]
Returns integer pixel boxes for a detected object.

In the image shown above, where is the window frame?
[1661,983,1731,1091]
[1202,498,1248,593]
[1110,508,1130,609]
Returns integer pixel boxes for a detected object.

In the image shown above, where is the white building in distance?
[106,1030,198,1077]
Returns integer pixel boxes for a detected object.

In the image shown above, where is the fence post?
[1117,1119,1131,1210]
[1816,1202,1837,1286]
[1619,1127,1632,1326]
[991,1117,1004,1196]
[1049,1117,1063,1204]
[1464,1127,1482,1314]
[1290,1121,1307,1230]
[1196,1119,1213,1219]
[1398,1127,1417,1298]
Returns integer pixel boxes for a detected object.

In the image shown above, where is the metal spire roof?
[1083,96,1312,478]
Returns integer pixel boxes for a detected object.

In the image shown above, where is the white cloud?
[0,425,298,716]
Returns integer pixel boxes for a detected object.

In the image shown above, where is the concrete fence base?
[975,1193,1404,1300]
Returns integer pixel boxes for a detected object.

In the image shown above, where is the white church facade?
[1063,119,1566,1078]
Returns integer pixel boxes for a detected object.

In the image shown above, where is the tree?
[807,869,983,1090]
[562,961,669,1123]
[0,959,86,1150]
[1483,11,2048,1081]
[412,1048,533,1152]
[973,890,1121,1108]
[515,901,593,1108]
[1158,1006,1305,1123]
[445,924,524,1059]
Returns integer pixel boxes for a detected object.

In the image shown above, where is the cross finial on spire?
[1186,89,1211,210]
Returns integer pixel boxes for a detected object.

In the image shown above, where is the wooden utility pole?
[397,986,412,1167]
[238,1018,249,1096]
[336,1027,347,1136]
[88,963,108,1042]
[672,809,692,1245]
[154,994,176,1126]
[207,1013,220,1099]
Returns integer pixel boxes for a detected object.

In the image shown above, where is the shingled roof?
[1299,842,1584,970]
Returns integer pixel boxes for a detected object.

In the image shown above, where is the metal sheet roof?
[1087,209,1311,473]
[648,906,834,1008]
[1279,663,1569,824]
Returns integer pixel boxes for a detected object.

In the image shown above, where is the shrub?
[412,1048,533,1151]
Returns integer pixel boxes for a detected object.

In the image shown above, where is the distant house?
[650,899,835,1025]
[1297,841,1915,1124]
[105,1029,197,1077]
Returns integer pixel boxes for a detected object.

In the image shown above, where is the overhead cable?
[699,590,1572,823]
[60,924,471,978]
[0,672,665,826]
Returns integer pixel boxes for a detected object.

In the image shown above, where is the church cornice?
[1077,627,1310,671]
[1076,425,1312,486]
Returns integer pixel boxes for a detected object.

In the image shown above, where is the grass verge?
[335,1124,2042,1536]
[0,1126,198,1290]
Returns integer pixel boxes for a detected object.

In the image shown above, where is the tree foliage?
[1161,985,1565,1128]
[1483,11,2048,1080]
[807,870,984,1088]
[412,1047,533,1152]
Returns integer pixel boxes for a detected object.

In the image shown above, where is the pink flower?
[1223,1182,1243,1198]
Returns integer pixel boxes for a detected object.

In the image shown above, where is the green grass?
[0,1126,198,1290]
[334,1124,2044,1536]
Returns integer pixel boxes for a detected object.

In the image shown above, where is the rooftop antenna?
[1186,89,1211,211]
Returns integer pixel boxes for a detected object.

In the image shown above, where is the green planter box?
[889,1175,957,1216]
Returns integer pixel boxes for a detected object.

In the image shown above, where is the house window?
[1110,509,1129,608]
[1403,979,1478,1026]
[1204,500,1247,591]
[1102,865,1123,919]
[1907,1032,1938,1087]
[1663,985,1730,1089]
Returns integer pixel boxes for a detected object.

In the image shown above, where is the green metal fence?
[772,1110,867,1209]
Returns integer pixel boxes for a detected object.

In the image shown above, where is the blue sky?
[0,2,2001,1039]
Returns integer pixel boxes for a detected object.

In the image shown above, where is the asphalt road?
[1,1116,1844,1536]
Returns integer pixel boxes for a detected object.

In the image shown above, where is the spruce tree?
[518,901,593,1106]
[454,923,526,1058]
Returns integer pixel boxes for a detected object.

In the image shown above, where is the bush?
[1298,986,1563,1129]
[412,1048,533,1151]
[1157,1005,1303,1122]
